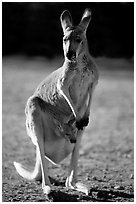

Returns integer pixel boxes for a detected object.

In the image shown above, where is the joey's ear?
[60,10,73,33]
[79,8,91,32]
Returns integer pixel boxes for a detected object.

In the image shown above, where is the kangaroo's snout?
[66,51,76,61]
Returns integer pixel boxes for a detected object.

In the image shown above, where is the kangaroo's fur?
[14,8,99,195]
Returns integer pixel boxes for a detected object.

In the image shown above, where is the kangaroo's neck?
[78,46,91,66]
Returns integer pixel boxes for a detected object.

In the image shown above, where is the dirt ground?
[2,56,134,202]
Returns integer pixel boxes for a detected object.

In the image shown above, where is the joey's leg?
[65,130,89,195]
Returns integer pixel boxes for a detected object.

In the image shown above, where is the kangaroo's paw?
[76,116,89,130]
[65,177,89,195]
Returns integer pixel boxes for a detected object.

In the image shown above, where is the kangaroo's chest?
[69,65,93,105]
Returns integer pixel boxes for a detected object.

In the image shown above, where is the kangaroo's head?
[60,8,91,62]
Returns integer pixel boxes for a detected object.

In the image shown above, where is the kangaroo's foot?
[42,185,53,201]
[42,184,51,195]
[65,176,89,195]
[42,183,54,201]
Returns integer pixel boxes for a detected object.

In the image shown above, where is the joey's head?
[60,8,91,62]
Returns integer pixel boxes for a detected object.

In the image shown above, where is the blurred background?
[2,2,134,59]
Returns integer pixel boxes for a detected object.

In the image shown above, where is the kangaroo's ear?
[60,10,73,33]
[79,8,91,32]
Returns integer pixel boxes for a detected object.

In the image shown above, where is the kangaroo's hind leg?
[27,97,51,195]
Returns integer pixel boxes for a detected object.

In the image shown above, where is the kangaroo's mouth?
[66,51,76,62]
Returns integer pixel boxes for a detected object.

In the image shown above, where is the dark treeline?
[2,2,134,58]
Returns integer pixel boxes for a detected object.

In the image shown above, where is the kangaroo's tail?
[13,147,42,181]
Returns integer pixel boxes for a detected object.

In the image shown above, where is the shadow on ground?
[48,177,134,202]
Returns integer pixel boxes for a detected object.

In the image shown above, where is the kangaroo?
[14,8,99,196]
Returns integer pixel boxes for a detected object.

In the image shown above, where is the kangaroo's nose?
[66,51,76,61]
